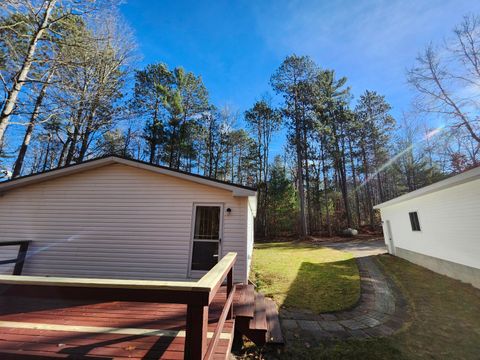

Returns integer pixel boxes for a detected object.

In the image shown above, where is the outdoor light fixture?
[226,208,232,215]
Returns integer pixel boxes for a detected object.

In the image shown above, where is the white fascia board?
[374,166,480,209]
[248,195,258,217]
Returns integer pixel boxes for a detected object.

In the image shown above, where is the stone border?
[279,256,409,341]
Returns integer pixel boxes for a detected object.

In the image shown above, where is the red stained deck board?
[0,286,233,359]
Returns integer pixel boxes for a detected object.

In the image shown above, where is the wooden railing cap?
[0,252,238,293]
[197,252,237,290]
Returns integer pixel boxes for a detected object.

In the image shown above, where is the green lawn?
[251,242,360,313]
[244,251,480,360]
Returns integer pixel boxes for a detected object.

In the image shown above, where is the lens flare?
[355,125,445,192]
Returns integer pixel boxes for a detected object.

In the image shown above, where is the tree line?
[1,1,478,237]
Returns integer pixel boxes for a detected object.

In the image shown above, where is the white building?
[0,156,257,283]
[374,166,480,288]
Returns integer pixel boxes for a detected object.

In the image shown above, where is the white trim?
[0,156,257,197]
[248,195,258,217]
[244,199,250,282]
[385,220,395,255]
[188,203,224,279]
[374,166,480,209]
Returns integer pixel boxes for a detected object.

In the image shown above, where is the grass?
[251,242,360,313]
[243,250,480,360]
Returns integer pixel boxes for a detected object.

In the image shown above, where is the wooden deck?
[0,286,233,360]
[0,246,284,359]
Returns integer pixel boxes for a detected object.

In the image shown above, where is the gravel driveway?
[320,238,388,258]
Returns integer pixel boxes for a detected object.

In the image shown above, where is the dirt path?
[319,238,388,258]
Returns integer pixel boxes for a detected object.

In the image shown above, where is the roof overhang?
[0,156,257,197]
[374,166,480,209]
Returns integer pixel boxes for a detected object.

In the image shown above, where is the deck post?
[13,241,30,275]
[226,267,233,320]
[185,303,208,360]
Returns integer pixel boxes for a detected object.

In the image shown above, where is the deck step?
[233,285,284,347]
[265,298,284,344]
[233,284,255,319]
[249,292,268,331]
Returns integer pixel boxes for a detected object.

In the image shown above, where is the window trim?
[408,211,421,232]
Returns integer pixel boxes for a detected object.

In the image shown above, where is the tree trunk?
[361,145,374,227]
[78,91,104,162]
[65,124,80,165]
[77,126,92,162]
[332,125,351,228]
[42,135,52,171]
[302,117,312,234]
[149,141,156,163]
[321,142,332,237]
[339,159,351,228]
[263,129,270,238]
[0,0,57,144]
[169,125,177,168]
[372,139,385,203]
[12,69,54,178]
[13,123,36,178]
[294,91,308,237]
[77,107,99,162]
[348,137,361,227]
[57,137,70,167]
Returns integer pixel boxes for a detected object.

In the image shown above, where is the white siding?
[379,178,480,270]
[0,164,249,283]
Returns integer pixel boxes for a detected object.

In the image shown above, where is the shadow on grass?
[281,259,360,314]
[255,242,319,252]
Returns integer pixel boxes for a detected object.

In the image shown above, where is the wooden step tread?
[249,292,267,331]
[233,284,255,319]
[265,298,284,344]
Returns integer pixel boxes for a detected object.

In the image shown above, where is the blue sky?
[2,0,477,175]
[121,0,480,155]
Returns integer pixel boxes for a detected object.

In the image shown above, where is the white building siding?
[379,178,480,270]
[0,164,249,283]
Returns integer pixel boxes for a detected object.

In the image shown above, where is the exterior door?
[189,204,223,278]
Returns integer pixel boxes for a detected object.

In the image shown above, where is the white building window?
[409,212,421,231]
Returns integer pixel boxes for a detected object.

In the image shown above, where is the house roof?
[373,165,480,209]
[0,155,257,197]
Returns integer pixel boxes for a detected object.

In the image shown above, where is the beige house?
[0,156,257,283]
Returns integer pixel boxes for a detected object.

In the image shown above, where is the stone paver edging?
[280,256,409,341]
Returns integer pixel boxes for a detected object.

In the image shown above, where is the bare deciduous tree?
[408,14,480,144]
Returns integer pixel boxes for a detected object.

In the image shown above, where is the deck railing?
[0,251,237,360]
[0,240,31,275]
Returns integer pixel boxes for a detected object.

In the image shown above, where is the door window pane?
[191,241,218,270]
[194,206,220,240]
